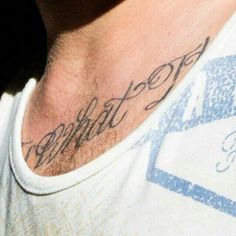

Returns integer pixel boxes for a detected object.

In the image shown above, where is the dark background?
[0,0,46,95]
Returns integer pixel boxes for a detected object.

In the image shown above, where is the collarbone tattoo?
[22,37,210,170]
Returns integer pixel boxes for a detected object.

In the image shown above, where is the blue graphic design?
[136,55,236,217]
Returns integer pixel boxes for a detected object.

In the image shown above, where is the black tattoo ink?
[145,36,210,110]
[22,37,210,170]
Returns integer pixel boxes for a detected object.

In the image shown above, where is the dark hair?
[0,0,47,95]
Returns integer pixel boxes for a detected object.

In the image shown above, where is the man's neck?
[22,0,235,175]
[42,0,183,88]
[33,0,211,118]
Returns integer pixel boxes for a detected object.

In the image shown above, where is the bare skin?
[22,0,236,176]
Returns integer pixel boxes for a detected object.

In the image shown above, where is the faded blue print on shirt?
[134,55,236,217]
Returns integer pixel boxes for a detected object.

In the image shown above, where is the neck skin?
[30,0,209,120]
[22,0,235,175]
[30,0,233,121]
[37,0,182,99]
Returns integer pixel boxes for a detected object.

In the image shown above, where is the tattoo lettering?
[22,37,210,170]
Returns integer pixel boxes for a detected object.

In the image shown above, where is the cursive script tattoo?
[22,37,210,171]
